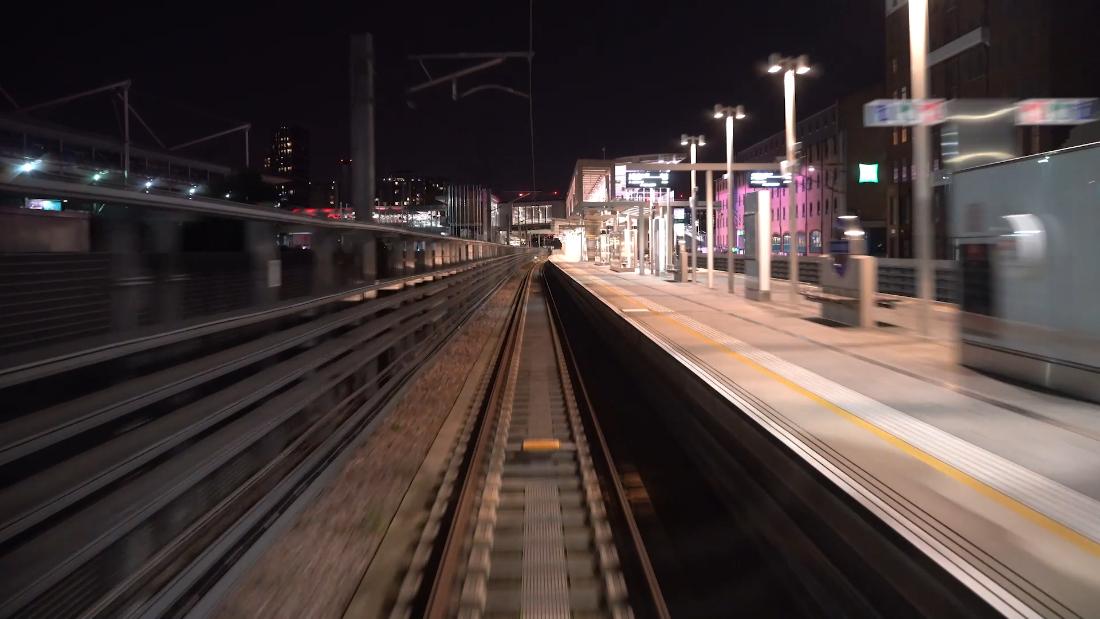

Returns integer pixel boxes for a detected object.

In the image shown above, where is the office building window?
[810,230,822,253]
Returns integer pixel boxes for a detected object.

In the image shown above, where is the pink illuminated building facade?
[714,85,888,256]
[715,105,846,255]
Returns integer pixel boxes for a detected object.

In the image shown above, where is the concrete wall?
[0,208,90,253]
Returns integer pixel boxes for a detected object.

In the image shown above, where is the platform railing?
[693,254,959,303]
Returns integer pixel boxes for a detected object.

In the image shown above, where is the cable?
[0,84,18,109]
[527,0,537,194]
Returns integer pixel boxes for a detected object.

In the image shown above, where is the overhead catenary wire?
[528,0,537,194]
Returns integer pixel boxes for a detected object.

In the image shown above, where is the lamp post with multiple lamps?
[713,104,746,290]
[766,53,811,302]
[680,133,706,282]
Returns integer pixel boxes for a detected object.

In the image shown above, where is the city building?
[723,84,887,256]
[375,174,447,209]
[883,0,1100,258]
[443,184,496,240]
[507,194,567,246]
[263,125,310,205]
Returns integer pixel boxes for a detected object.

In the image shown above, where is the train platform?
[551,257,1100,618]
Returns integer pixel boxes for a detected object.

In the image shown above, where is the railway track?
[392,262,667,619]
[0,256,526,618]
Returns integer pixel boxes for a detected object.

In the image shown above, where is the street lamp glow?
[767,53,783,73]
[144,180,153,189]
[188,186,197,195]
[796,54,811,74]
[92,172,103,181]
[18,159,41,173]
[734,106,746,120]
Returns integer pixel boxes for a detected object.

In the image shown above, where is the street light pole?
[690,142,697,283]
[909,0,934,335]
[714,104,745,291]
[784,68,798,302]
[681,134,705,282]
[768,53,811,303]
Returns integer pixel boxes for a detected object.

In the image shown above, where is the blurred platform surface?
[553,257,1100,618]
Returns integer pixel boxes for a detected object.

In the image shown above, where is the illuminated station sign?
[625,170,670,188]
[1016,98,1100,125]
[747,171,790,188]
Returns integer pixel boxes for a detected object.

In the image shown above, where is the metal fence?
[697,254,959,303]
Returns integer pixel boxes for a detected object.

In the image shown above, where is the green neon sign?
[858,163,879,184]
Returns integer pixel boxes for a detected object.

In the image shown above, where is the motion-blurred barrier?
[0,250,528,618]
[0,175,521,372]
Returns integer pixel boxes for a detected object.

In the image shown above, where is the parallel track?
[0,256,526,618]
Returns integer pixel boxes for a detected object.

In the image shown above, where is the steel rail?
[544,271,671,619]
[419,264,534,618]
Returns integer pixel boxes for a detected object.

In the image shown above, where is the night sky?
[5,1,883,194]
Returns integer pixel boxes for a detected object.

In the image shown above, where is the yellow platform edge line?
[646,309,1100,557]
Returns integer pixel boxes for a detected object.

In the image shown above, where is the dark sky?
[4,0,883,193]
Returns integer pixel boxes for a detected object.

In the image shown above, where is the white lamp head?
[795,54,811,75]
[767,53,783,73]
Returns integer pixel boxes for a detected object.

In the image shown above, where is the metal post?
[726,115,736,293]
[612,206,620,266]
[725,114,735,254]
[122,84,130,183]
[784,68,799,302]
[706,169,714,288]
[665,191,674,274]
[350,33,376,222]
[650,189,658,276]
[910,0,933,335]
[244,126,250,168]
[689,142,697,282]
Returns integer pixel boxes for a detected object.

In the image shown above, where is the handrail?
[0,255,526,389]
[0,175,510,246]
